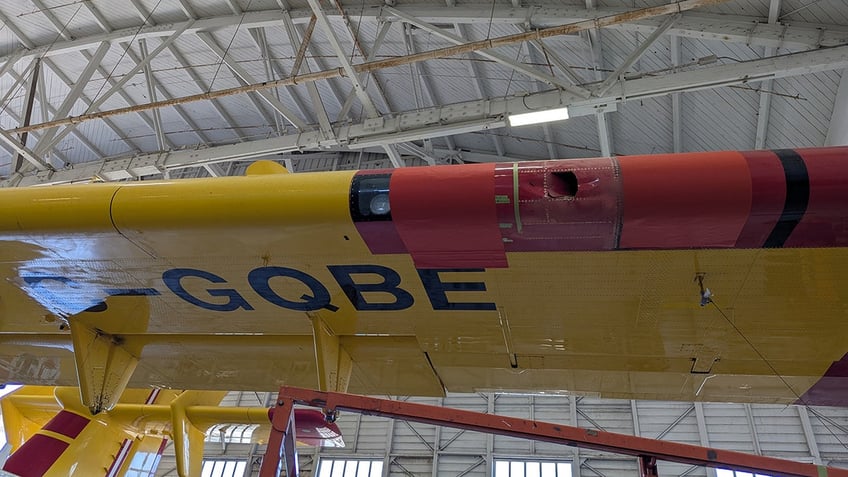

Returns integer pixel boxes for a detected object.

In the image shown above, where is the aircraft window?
[124,449,160,476]
[316,458,384,477]
[200,459,247,477]
[716,469,773,477]
[205,423,259,444]
[494,459,572,477]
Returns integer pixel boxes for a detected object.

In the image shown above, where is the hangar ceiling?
[0,0,846,186]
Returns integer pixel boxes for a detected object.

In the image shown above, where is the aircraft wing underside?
[0,147,846,409]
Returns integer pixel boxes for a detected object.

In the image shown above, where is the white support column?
[382,144,405,168]
[584,0,613,157]
[486,394,495,476]
[570,396,582,477]
[798,406,823,465]
[694,403,718,477]
[458,23,505,157]
[755,0,782,149]
[596,14,679,95]
[139,38,167,151]
[338,21,392,120]
[631,401,642,436]
[744,403,763,455]
[524,38,558,159]
[121,45,212,146]
[248,27,315,135]
[275,10,333,136]
[306,0,380,118]
[670,19,683,153]
[825,68,848,146]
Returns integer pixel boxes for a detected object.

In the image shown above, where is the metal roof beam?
[388,6,590,98]
[4,0,745,135]
[5,67,106,161]
[196,31,308,131]
[165,44,247,142]
[382,144,405,168]
[37,26,189,155]
[525,38,558,160]
[82,1,211,148]
[670,2,683,153]
[306,0,380,118]
[273,13,334,136]
[139,38,167,151]
[122,44,211,146]
[0,129,51,171]
[582,1,612,157]
[597,14,679,96]
[455,23,503,157]
[0,7,843,71]
[338,21,392,120]
[9,45,848,186]
[34,42,111,154]
[0,8,142,159]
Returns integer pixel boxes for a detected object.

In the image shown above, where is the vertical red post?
[259,398,299,477]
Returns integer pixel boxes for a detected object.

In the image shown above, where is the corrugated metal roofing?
[0,0,846,181]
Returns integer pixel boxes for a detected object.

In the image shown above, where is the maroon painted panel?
[42,410,90,439]
[735,150,786,248]
[494,158,620,251]
[618,151,753,249]
[3,434,69,477]
[390,163,507,269]
[798,353,848,407]
[354,221,408,254]
[785,147,848,247]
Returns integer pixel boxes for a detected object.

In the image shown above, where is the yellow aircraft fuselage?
[0,147,846,407]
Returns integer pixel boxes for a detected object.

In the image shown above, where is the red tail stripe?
[42,410,90,439]
[3,434,68,477]
[105,438,133,477]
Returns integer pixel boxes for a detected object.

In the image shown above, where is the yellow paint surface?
[0,172,845,404]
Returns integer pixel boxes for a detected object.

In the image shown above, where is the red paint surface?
[735,150,786,248]
[3,434,69,477]
[105,438,132,477]
[42,410,89,439]
[390,163,507,268]
[784,147,848,247]
[494,158,620,251]
[618,151,753,249]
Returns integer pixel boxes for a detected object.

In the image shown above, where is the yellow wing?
[0,148,846,409]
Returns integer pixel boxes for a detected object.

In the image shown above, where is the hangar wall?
[158,392,848,477]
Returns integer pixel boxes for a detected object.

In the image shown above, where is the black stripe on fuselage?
[763,149,809,248]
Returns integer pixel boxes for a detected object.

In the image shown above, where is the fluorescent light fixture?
[508,106,570,127]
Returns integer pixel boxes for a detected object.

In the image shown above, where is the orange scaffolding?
[260,387,848,477]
